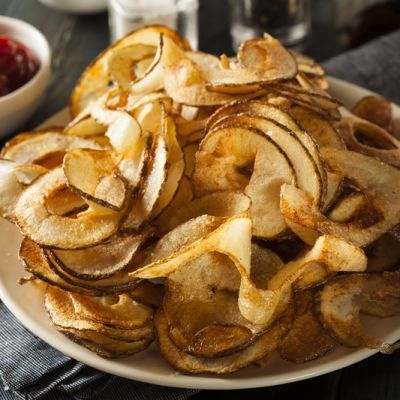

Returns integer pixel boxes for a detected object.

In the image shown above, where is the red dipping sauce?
[0,35,40,97]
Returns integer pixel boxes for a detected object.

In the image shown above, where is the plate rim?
[1,76,399,390]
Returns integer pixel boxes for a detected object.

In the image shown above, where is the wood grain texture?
[0,1,399,399]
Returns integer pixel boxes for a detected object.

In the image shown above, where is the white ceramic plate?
[0,77,399,390]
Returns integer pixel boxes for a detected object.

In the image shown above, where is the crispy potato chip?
[339,116,400,168]
[164,244,282,357]
[45,186,87,217]
[0,160,47,221]
[205,100,326,200]
[61,327,153,358]
[122,128,168,231]
[278,290,336,362]
[64,116,106,137]
[20,238,101,296]
[290,51,325,77]
[49,229,153,280]
[366,233,400,272]
[1,132,103,167]
[193,126,295,239]
[21,237,148,295]
[208,115,324,205]
[108,44,158,91]
[204,35,297,87]
[352,95,394,134]
[183,143,197,178]
[63,149,126,211]
[328,191,368,222]
[45,285,153,341]
[290,106,345,149]
[159,36,267,106]
[164,252,251,357]
[70,291,153,330]
[156,191,250,235]
[151,112,184,217]
[155,306,293,374]
[153,176,193,233]
[15,168,125,249]
[106,113,151,191]
[70,25,190,116]
[282,148,400,247]
[319,273,400,353]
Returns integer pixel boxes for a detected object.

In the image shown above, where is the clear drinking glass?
[230,0,311,50]
[108,0,199,49]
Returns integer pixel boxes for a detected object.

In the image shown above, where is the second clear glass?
[230,0,311,50]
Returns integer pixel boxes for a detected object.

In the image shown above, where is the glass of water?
[230,0,311,50]
[108,0,199,49]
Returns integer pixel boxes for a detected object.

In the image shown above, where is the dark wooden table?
[1,1,399,399]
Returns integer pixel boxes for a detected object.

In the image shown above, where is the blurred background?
[2,0,400,124]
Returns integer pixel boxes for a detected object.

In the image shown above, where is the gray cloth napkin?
[0,303,198,400]
[324,29,400,104]
[1,28,400,400]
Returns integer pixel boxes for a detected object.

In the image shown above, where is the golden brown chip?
[278,290,336,362]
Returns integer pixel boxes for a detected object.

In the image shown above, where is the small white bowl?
[37,0,107,14]
[0,17,51,137]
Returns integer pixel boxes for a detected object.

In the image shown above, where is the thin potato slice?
[339,117,400,168]
[328,192,367,222]
[153,176,193,233]
[61,327,153,358]
[290,51,325,77]
[0,160,47,221]
[64,116,106,137]
[160,36,267,106]
[205,35,297,87]
[1,132,103,167]
[366,233,400,272]
[164,244,281,357]
[21,237,145,294]
[45,186,87,216]
[20,238,101,296]
[151,112,184,217]
[278,290,336,362]
[281,149,400,247]
[70,25,190,116]
[207,115,323,204]
[63,149,126,211]
[155,307,293,375]
[323,171,343,211]
[106,112,151,190]
[121,128,168,231]
[206,100,326,202]
[15,168,124,249]
[45,285,153,341]
[50,229,153,280]
[183,143,197,178]
[70,292,153,330]
[352,95,394,134]
[108,44,157,91]
[157,191,250,235]
[193,126,296,239]
[290,106,345,149]
[319,273,400,352]
[164,252,251,356]
[166,244,284,357]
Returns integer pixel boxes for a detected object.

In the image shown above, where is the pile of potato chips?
[0,25,399,374]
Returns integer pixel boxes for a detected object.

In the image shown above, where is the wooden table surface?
[1,1,399,399]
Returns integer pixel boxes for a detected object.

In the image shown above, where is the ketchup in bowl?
[0,35,40,97]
